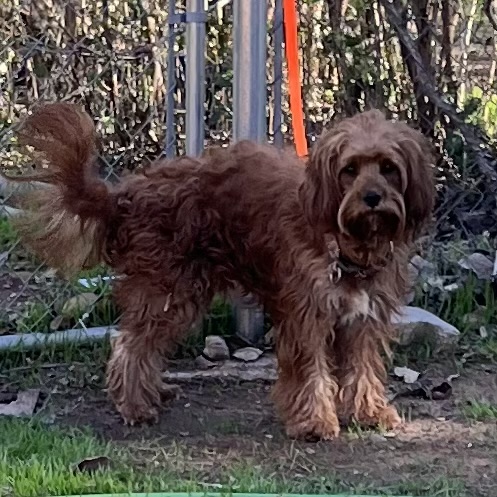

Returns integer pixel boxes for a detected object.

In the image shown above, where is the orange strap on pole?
[283,0,308,158]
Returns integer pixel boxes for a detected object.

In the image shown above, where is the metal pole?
[185,0,207,157]
[165,0,177,158]
[273,0,284,147]
[232,0,268,142]
[232,0,268,345]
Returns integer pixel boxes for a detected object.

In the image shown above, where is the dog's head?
[299,110,435,263]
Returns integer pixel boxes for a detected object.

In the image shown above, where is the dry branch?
[484,0,497,33]
[380,0,497,192]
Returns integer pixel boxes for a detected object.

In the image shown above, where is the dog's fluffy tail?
[6,102,112,276]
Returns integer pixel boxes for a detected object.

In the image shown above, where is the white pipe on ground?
[0,326,119,351]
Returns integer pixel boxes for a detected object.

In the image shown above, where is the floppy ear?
[397,124,436,242]
[298,129,346,233]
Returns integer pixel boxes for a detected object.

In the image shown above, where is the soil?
[3,359,497,496]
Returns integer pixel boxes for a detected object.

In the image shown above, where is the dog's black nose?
[363,191,382,208]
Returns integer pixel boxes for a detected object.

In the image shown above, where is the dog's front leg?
[272,315,340,441]
[335,321,401,430]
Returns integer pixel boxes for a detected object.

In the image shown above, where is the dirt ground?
[4,358,496,497]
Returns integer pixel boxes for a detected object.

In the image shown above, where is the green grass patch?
[0,418,195,497]
[0,216,18,249]
[411,271,497,363]
[0,419,216,496]
[0,418,467,497]
[462,400,497,422]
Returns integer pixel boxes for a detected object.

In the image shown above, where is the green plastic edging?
[54,492,418,497]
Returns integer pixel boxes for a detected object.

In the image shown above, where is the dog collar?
[328,240,394,282]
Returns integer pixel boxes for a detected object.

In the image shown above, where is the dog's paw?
[117,403,159,426]
[355,405,402,431]
[285,419,340,441]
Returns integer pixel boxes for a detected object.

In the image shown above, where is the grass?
[411,270,497,363]
[462,400,497,422]
[0,418,190,497]
[0,418,466,497]
[0,217,18,248]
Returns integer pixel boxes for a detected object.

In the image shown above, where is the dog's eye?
[380,160,397,175]
[343,162,358,176]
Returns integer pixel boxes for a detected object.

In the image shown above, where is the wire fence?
[0,0,497,348]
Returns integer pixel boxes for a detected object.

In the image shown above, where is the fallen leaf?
[393,366,420,384]
[61,293,99,317]
[444,283,459,292]
[479,326,488,339]
[50,315,65,331]
[74,456,112,474]
[15,271,33,283]
[458,253,494,280]
[0,389,40,417]
[397,373,458,401]
[431,381,452,400]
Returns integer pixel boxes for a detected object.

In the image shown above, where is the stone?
[232,346,263,362]
[392,306,460,353]
[203,335,230,361]
[164,355,278,382]
[195,355,216,369]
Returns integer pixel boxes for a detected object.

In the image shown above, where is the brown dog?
[9,103,434,440]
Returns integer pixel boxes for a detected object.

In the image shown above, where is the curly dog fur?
[8,102,435,440]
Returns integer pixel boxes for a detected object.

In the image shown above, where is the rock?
[392,306,460,353]
[232,347,263,362]
[203,335,230,361]
[164,354,278,382]
[61,293,99,317]
[195,355,216,369]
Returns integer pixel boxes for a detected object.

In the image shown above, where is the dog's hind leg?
[106,277,212,425]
